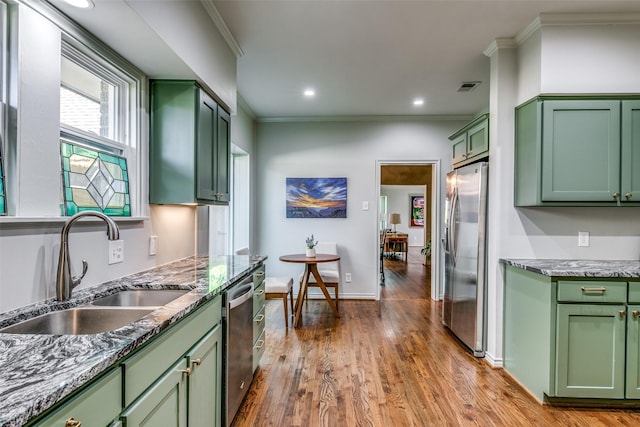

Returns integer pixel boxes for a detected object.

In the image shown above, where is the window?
[59,37,141,216]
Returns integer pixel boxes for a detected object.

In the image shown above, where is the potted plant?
[305,234,318,257]
[420,240,431,266]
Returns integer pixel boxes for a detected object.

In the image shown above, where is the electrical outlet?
[345,273,352,282]
[578,231,590,247]
[149,235,158,256]
[109,240,124,264]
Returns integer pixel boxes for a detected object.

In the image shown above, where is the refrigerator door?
[442,170,457,329]
[443,162,488,357]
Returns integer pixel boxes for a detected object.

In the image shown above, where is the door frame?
[376,159,442,301]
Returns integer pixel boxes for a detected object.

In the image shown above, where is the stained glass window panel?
[60,140,130,216]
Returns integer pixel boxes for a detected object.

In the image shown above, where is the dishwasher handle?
[228,283,254,309]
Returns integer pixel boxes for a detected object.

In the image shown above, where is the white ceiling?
[50,0,640,119]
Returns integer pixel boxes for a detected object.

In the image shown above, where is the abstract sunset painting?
[286,177,347,218]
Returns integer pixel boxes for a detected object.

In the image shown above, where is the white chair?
[299,241,340,310]
[234,247,295,328]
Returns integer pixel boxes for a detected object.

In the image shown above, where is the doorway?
[376,160,441,301]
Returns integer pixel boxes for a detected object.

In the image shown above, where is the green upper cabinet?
[449,113,489,168]
[515,96,640,206]
[150,80,231,205]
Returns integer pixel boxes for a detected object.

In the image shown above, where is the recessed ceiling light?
[62,0,95,9]
[413,98,425,106]
[303,89,315,97]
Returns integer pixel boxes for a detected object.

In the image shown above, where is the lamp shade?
[389,213,401,225]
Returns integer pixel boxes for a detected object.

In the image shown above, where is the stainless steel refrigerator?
[442,162,488,357]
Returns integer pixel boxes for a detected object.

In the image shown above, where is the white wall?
[485,17,640,366]
[255,119,461,299]
[380,185,425,247]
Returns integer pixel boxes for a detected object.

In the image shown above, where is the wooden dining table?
[279,253,341,327]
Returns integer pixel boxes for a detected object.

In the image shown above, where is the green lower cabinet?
[187,325,223,427]
[120,358,188,426]
[555,304,626,398]
[627,305,640,398]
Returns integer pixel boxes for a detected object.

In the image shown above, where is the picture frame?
[410,194,424,227]
[286,177,347,218]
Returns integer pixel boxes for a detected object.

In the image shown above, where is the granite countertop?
[0,254,265,427]
[500,258,640,278]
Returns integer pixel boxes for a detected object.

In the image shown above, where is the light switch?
[362,201,369,210]
[578,231,589,247]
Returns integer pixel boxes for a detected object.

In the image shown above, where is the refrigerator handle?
[449,188,458,265]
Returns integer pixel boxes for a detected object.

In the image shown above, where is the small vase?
[306,248,316,257]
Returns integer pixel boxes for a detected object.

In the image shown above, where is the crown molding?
[256,115,474,124]
[539,12,640,26]
[236,94,256,120]
[483,38,517,58]
[200,0,244,58]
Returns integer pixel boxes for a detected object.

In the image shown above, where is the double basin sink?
[0,289,189,335]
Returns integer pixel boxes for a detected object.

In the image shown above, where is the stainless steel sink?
[91,289,189,307]
[0,307,153,335]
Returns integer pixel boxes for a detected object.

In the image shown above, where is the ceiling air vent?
[457,81,481,92]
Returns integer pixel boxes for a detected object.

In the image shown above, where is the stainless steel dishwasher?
[223,276,255,427]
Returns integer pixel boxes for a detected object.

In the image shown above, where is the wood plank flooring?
[232,248,640,426]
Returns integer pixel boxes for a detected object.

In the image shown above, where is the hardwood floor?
[233,248,640,426]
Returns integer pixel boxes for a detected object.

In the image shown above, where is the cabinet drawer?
[253,266,265,287]
[253,281,265,316]
[253,305,266,343]
[629,282,640,304]
[253,329,266,372]
[122,297,221,406]
[557,281,627,303]
[34,368,121,427]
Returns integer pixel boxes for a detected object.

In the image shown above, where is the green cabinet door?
[466,119,489,161]
[555,304,626,398]
[196,89,218,201]
[621,101,640,203]
[120,358,188,427]
[451,133,467,165]
[541,100,621,202]
[627,305,640,399]
[187,325,223,427]
[214,108,231,203]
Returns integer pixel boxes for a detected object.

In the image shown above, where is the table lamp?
[389,213,401,233]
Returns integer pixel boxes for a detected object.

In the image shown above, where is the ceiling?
[50,0,640,119]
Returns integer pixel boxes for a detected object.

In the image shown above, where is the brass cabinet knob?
[66,418,81,427]
[632,310,640,318]
[613,192,621,200]
[625,193,632,200]
[192,358,202,367]
[620,310,627,317]
[180,367,193,377]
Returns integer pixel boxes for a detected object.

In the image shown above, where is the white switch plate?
[362,201,369,210]
[149,235,158,256]
[345,273,352,282]
[578,231,590,247]
[109,240,124,264]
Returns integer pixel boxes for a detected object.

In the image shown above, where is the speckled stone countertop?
[0,254,265,427]
[500,259,640,278]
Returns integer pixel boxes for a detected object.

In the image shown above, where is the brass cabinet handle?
[633,310,640,318]
[581,287,607,293]
[66,418,81,427]
[180,367,193,377]
[254,314,265,322]
[255,339,265,350]
[215,193,224,199]
[625,193,632,200]
[620,310,627,317]
[613,192,621,200]
[192,358,202,367]
[255,271,265,277]
[255,289,265,296]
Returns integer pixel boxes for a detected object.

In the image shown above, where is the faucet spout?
[56,211,121,301]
